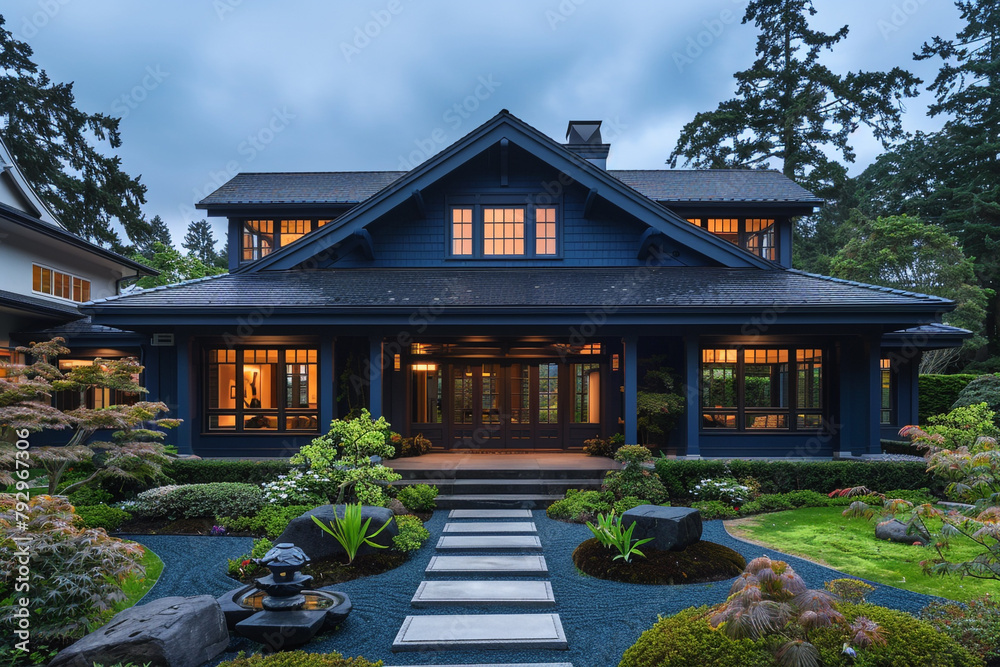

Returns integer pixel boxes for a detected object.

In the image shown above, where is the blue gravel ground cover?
[121,511,942,667]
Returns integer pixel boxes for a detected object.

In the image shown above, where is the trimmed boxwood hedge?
[165,459,292,485]
[654,459,933,499]
[919,373,979,423]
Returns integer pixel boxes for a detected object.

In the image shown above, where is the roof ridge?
[609,168,783,173]
[89,272,231,304]
[786,269,951,303]
[236,170,408,176]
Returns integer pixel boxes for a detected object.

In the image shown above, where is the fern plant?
[311,502,390,565]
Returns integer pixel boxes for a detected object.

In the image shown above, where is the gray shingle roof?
[609,169,822,203]
[0,289,82,317]
[86,267,949,312]
[197,169,821,207]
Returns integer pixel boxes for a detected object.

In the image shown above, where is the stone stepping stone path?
[426,555,549,576]
[391,510,572,663]
[449,509,534,519]
[436,535,543,551]
[442,521,537,533]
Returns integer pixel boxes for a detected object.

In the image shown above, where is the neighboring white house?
[0,135,155,365]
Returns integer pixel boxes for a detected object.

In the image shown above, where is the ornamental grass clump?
[585,510,653,563]
[312,502,390,565]
[711,556,885,667]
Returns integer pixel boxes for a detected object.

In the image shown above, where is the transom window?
[241,218,333,263]
[205,346,318,432]
[701,347,823,431]
[32,264,91,303]
[687,218,777,261]
[450,205,559,258]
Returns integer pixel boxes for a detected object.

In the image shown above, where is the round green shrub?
[397,484,438,512]
[217,650,382,667]
[781,489,832,508]
[218,504,319,538]
[546,489,613,522]
[67,485,112,506]
[392,515,430,552]
[619,602,981,667]
[951,374,1000,424]
[121,482,264,520]
[74,504,131,532]
[690,500,739,520]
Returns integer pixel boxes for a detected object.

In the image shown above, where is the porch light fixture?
[393,354,401,371]
[612,354,619,371]
[411,364,438,372]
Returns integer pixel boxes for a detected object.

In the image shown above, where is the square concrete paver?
[426,555,548,576]
[448,509,534,519]
[391,613,568,651]
[411,580,555,608]
[442,522,537,533]
[435,535,542,551]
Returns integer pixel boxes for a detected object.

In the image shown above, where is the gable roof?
[196,168,821,208]
[0,135,63,227]
[218,110,780,274]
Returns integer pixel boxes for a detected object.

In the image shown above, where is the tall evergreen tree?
[668,0,920,198]
[133,215,173,260]
[914,0,1000,353]
[182,219,220,266]
[0,15,149,250]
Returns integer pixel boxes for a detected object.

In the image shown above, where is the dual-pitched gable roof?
[204,110,802,274]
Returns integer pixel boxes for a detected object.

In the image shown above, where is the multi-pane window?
[539,363,559,424]
[484,208,525,256]
[241,218,336,263]
[452,365,474,424]
[701,347,824,431]
[572,363,601,423]
[686,218,778,260]
[535,208,557,255]
[880,358,894,425]
[449,205,559,258]
[54,359,139,410]
[452,208,473,256]
[32,265,91,302]
[0,349,8,379]
[205,347,318,432]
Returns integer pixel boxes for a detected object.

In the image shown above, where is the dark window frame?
[447,201,562,259]
[687,218,778,261]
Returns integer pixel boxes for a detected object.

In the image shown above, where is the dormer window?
[450,204,559,258]
[687,217,776,261]
[241,218,333,263]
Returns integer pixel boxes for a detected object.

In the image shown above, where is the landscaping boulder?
[49,595,228,667]
[875,519,930,546]
[276,504,398,562]
[621,505,703,551]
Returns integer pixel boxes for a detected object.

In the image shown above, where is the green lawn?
[104,542,163,620]
[726,506,999,602]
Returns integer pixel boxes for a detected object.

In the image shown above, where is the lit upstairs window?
[32,264,90,302]
[483,207,525,256]
[452,208,473,256]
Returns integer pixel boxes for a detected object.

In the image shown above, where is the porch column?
[368,335,383,420]
[866,337,882,454]
[319,335,335,428]
[174,334,192,456]
[683,334,701,458]
[838,335,881,456]
[623,335,638,445]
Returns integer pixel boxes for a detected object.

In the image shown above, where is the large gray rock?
[875,519,930,546]
[276,504,398,562]
[621,505,703,551]
[50,595,228,667]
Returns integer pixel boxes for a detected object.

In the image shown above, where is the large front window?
[701,347,823,430]
[32,264,91,302]
[205,347,318,432]
[450,204,558,258]
[241,218,332,263]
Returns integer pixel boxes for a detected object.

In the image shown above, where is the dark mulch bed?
[229,551,409,588]
[117,516,257,536]
[573,537,746,585]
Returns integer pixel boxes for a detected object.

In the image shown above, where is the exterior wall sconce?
[612,354,620,371]
[393,354,401,371]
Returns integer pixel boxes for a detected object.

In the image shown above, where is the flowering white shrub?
[691,477,751,505]
[260,469,331,506]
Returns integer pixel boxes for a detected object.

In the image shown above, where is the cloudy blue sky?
[3,0,964,246]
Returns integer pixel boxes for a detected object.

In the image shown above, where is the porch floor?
[385,452,621,473]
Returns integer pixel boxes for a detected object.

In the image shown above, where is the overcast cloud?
[2,0,964,245]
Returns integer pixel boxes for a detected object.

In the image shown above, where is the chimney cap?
[566,120,603,145]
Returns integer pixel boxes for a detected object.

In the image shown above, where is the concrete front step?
[398,478,601,495]
[442,521,537,533]
[426,555,549,576]
[449,509,534,519]
[411,580,555,608]
[395,467,609,481]
[391,613,568,652]
[436,535,543,551]
[436,493,564,510]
